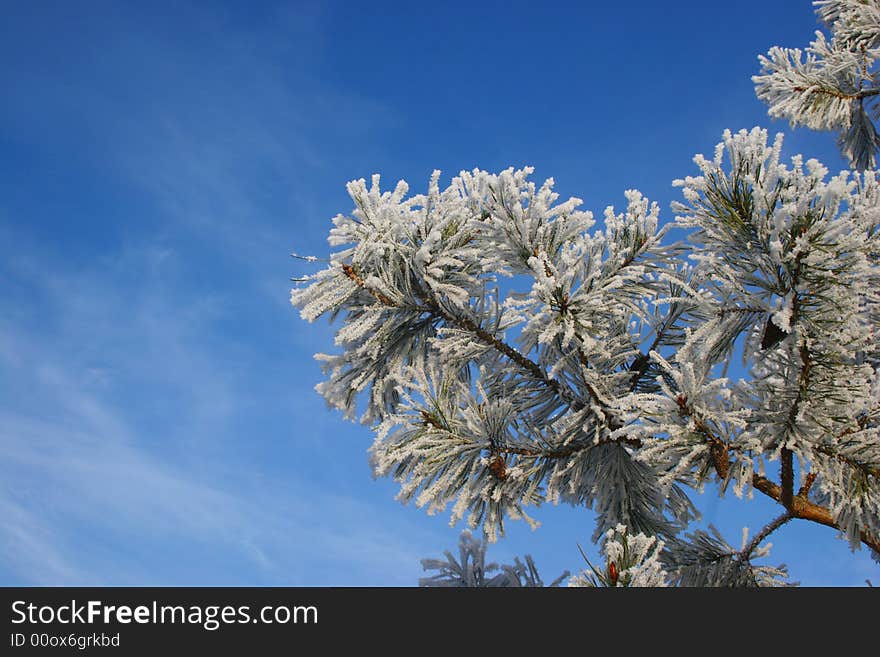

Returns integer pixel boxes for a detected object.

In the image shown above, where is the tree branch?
[418,409,615,465]
[341,263,395,307]
[682,403,880,554]
[792,85,880,101]
[780,258,809,509]
[781,448,794,510]
[705,435,880,554]
[497,442,591,460]
[814,444,880,480]
[797,471,817,498]
[817,413,880,480]
[743,512,793,558]
[342,262,586,410]
[343,260,644,451]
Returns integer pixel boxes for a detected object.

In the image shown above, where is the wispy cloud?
[1,404,433,585]
[0,2,404,584]
[0,179,436,586]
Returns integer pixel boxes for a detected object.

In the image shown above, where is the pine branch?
[705,433,880,554]
[781,257,809,510]
[439,307,575,405]
[341,260,584,410]
[341,259,645,456]
[497,436,641,460]
[341,263,395,307]
[781,448,795,510]
[433,306,646,449]
[628,332,666,393]
[418,408,604,463]
[815,442,880,481]
[299,132,880,580]
[791,85,880,101]
[684,398,880,554]
[743,513,793,558]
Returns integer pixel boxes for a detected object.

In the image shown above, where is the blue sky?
[1,0,876,586]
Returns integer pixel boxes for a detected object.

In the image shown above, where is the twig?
[743,513,793,558]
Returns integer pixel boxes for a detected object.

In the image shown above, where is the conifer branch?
[684,398,880,554]
[704,427,880,554]
[743,513,793,558]
[341,263,395,307]
[791,85,880,101]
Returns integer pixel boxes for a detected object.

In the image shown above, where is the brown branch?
[706,435,880,554]
[341,263,395,306]
[781,448,794,510]
[678,398,880,554]
[797,472,817,498]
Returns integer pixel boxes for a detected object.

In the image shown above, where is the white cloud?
[0,2,442,587]
[0,242,437,585]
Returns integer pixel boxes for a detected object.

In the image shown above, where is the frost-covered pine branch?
[754,0,880,170]
[291,132,880,582]
[670,127,880,554]
[292,2,880,586]
[291,167,701,543]
[419,530,568,587]
[565,521,793,587]
[568,525,671,587]
[661,524,794,587]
